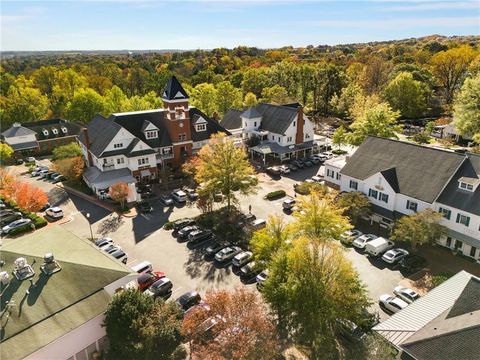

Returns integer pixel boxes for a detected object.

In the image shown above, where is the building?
[324,136,480,260]
[373,271,480,360]
[0,226,136,360]
[78,76,229,197]
[221,103,315,164]
[1,119,83,156]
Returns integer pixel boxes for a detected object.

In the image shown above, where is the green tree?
[65,88,107,123]
[241,67,270,98]
[337,191,371,224]
[329,82,363,120]
[243,92,258,108]
[190,83,218,116]
[52,143,83,160]
[105,85,129,113]
[332,126,347,149]
[2,85,49,127]
[192,133,258,213]
[215,81,242,115]
[391,209,447,252]
[453,74,480,144]
[347,101,402,146]
[384,72,427,119]
[103,289,184,360]
[0,143,14,163]
[260,84,290,104]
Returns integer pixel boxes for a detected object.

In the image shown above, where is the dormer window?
[459,182,474,191]
[52,128,58,135]
[42,129,49,136]
[145,130,158,139]
[458,177,479,192]
[61,127,68,134]
[113,143,123,149]
[196,124,206,132]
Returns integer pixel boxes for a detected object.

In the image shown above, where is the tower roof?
[162,76,189,101]
[240,107,262,119]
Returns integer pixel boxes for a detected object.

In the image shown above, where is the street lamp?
[86,213,93,240]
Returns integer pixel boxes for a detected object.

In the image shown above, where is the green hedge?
[264,190,286,200]
[7,223,35,236]
[26,213,48,229]
[332,149,348,155]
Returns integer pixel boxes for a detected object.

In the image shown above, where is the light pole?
[86,213,93,240]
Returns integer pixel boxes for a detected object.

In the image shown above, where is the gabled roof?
[1,124,36,138]
[24,119,83,140]
[436,154,480,215]
[380,168,400,193]
[140,120,158,132]
[190,108,230,142]
[340,137,466,203]
[240,107,262,119]
[221,109,243,130]
[256,103,298,135]
[162,75,189,100]
[78,114,122,157]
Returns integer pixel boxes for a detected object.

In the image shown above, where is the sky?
[1,0,479,51]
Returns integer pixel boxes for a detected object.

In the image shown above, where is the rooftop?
[0,226,132,360]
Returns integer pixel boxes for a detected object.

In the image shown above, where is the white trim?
[172,140,193,146]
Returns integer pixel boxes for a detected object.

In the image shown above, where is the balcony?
[102,163,115,171]
[156,153,174,163]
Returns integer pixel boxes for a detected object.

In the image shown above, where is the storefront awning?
[140,170,151,177]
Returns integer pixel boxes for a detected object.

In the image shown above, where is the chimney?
[82,128,93,167]
[212,112,219,122]
[295,106,304,144]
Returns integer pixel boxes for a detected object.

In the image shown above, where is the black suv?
[173,218,196,232]
[188,229,214,245]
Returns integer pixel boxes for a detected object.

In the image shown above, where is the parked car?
[291,160,304,168]
[144,277,173,298]
[251,218,267,230]
[365,237,395,257]
[136,184,152,196]
[381,248,409,264]
[173,218,196,232]
[340,230,363,245]
[159,194,174,206]
[98,190,111,200]
[186,188,199,201]
[336,319,366,341]
[31,168,48,177]
[288,164,298,172]
[232,251,253,267]
[240,261,262,279]
[137,271,166,292]
[378,294,409,314]
[47,172,60,180]
[2,218,34,234]
[322,151,334,159]
[188,229,214,245]
[105,245,121,254]
[111,249,128,264]
[95,237,113,247]
[176,291,202,312]
[393,286,420,304]
[131,261,153,274]
[177,225,200,240]
[25,156,36,163]
[266,166,281,177]
[215,246,242,263]
[278,165,290,174]
[171,189,188,203]
[52,174,66,183]
[309,157,321,165]
[0,211,22,226]
[138,201,153,213]
[352,234,378,250]
[196,315,226,341]
[235,213,256,229]
[256,269,269,290]
[16,158,24,165]
[398,254,427,273]
[282,198,296,211]
[38,170,50,179]
[40,202,51,212]
[311,176,323,183]
[45,206,64,219]
[303,160,313,167]
[205,242,230,257]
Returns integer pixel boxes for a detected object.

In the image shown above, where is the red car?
[137,271,166,292]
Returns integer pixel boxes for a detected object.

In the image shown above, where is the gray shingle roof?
[221,109,243,130]
[256,103,298,135]
[190,108,230,142]
[340,137,466,203]
[162,76,189,100]
[9,141,39,151]
[78,114,122,157]
[240,107,262,119]
[1,125,36,138]
[436,154,480,215]
[24,119,83,140]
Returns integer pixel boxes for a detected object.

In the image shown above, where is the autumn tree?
[215,81,242,115]
[330,82,363,120]
[337,191,372,224]
[190,83,218,117]
[192,133,258,213]
[2,84,49,127]
[109,182,130,209]
[182,288,280,360]
[384,72,427,119]
[53,156,85,181]
[243,92,258,108]
[52,143,82,160]
[104,289,184,360]
[0,143,14,163]
[0,169,16,201]
[453,74,480,144]
[14,182,49,212]
[430,45,476,104]
[260,84,290,104]
[331,126,347,149]
[391,209,447,252]
[65,88,107,123]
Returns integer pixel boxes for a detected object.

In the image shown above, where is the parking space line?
[140,214,151,220]
[171,286,183,295]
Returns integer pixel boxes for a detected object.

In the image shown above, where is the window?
[278,137,281,142]
[470,246,477,257]
[116,158,124,165]
[52,128,58,135]
[254,121,257,127]
[196,124,206,132]
[305,134,310,139]
[103,158,108,164]
[145,130,158,139]
[162,147,172,154]
[42,129,49,136]
[336,173,341,180]
[446,236,452,247]
[327,169,334,178]
[454,240,463,251]
[61,126,68,134]
[113,143,123,149]
[137,158,149,166]
[459,182,474,191]
[368,189,378,199]
[349,180,358,190]
[406,200,418,212]
[456,213,470,227]
[439,207,451,220]
[293,121,296,127]
[178,133,186,141]
[287,136,292,142]
[380,193,389,203]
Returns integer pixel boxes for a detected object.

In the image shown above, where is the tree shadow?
[131,201,174,243]
[48,187,70,207]
[97,214,125,236]
[183,244,233,285]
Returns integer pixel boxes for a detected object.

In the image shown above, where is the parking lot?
[11,159,409,319]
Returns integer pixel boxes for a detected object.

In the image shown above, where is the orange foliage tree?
[53,156,85,181]
[0,169,16,201]
[182,288,280,360]
[14,182,49,212]
[109,182,130,209]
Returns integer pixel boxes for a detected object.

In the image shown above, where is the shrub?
[294,182,329,196]
[163,221,175,230]
[332,149,348,155]
[7,223,35,236]
[432,272,454,287]
[264,190,286,200]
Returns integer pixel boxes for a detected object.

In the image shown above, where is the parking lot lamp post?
[86,213,93,240]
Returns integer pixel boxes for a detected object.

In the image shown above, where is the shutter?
[466,217,470,227]
[456,213,460,223]
[447,210,451,220]
[406,200,410,209]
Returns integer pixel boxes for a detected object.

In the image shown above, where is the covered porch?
[249,141,315,166]
[83,167,140,203]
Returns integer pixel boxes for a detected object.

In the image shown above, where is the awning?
[141,170,151,177]
[447,229,480,248]
[250,141,315,156]
[83,167,136,189]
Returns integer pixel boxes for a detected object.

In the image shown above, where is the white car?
[278,165,290,174]
[2,218,33,234]
[379,294,409,313]
[256,269,269,290]
[232,251,253,267]
[381,248,409,264]
[45,207,64,219]
[311,176,323,183]
[171,189,187,203]
[25,156,36,163]
[215,246,242,263]
[352,234,378,249]
[37,169,50,178]
[393,286,420,304]
[340,229,363,243]
[322,151,334,159]
[95,237,114,247]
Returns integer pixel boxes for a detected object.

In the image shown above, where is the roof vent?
[13,257,35,281]
[52,128,59,135]
[41,253,61,275]
[61,126,68,134]
[42,129,49,136]
[0,271,10,286]
[13,122,21,128]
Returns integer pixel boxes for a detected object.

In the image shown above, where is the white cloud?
[308,16,479,28]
